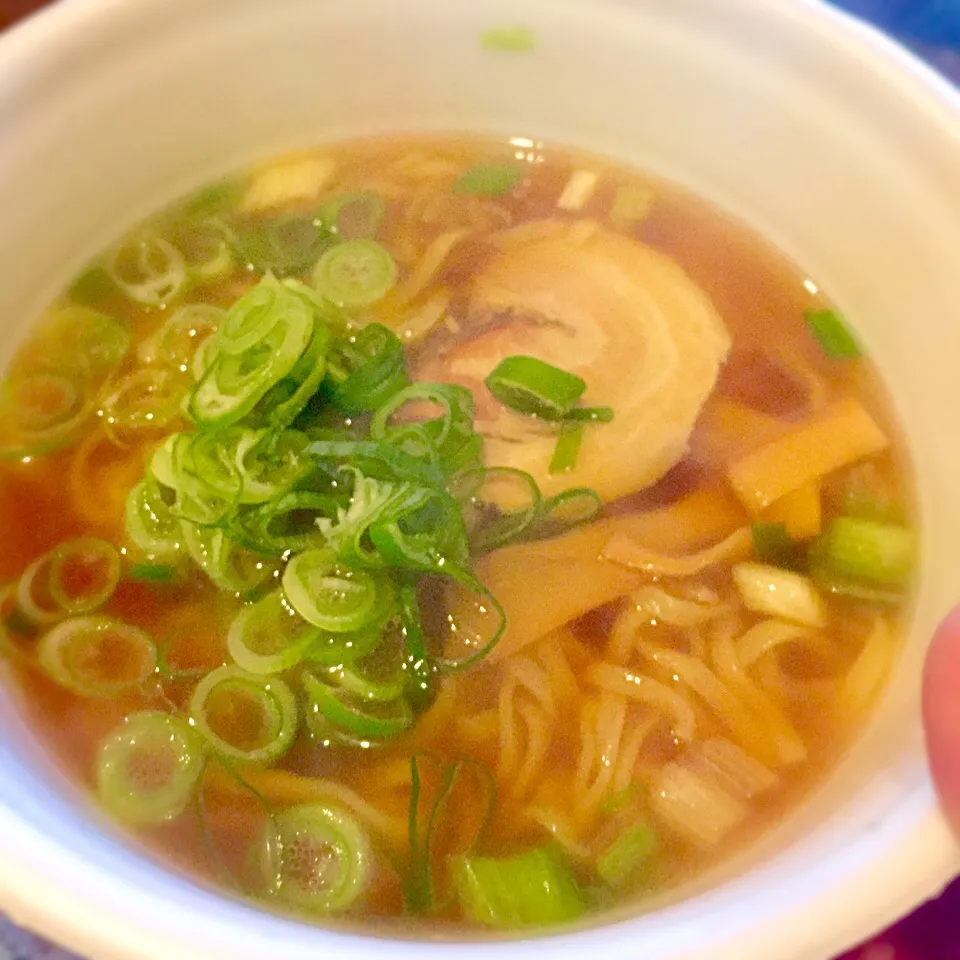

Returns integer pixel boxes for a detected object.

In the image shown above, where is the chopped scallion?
[481,26,537,52]
[455,847,585,928]
[311,239,397,309]
[282,549,384,632]
[804,309,863,361]
[811,517,915,588]
[260,803,370,914]
[751,522,802,569]
[453,163,525,197]
[549,423,584,474]
[96,712,205,826]
[596,823,657,889]
[128,563,175,583]
[38,616,157,698]
[189,664,298,765]
[485,355,586,419]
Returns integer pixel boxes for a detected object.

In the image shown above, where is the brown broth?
[0,136,914,935]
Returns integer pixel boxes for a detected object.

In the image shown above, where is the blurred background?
[0,1,959,959]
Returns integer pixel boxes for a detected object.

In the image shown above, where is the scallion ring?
[96,711,205,826]
[106,234,190,307]
[189,664,298,765]
[311,239,397,309]
[282,549,384,633]
[38,616,157,698]
[302,669,413,743]
[46,537,121,614]
[260,803,370,914]
[227,590,322,675]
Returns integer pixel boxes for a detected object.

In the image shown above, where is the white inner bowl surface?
[0,0,959,958]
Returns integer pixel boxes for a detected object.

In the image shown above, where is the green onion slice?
[232,428,311,504]
[596,822,657,890]
[232,214,336,275]
[189,664,298,765]
[282,548,385,632]
[181,522,275,595]
[318,192,386,241]
[406,754,497,914]
[38,615,156,698]
[0,371,93,459]
[137,303,224,371]
[302,668,413,744]
[47,537,121,614]
[549,423,583,475]
[752,522,802,569]
[453,163,525,197]
[214,275,314,356]
[174,219,234,280]
[485,355,586,419]
[810,517,916,588]
[128,563,175,583]
[16,553,63,625]
[370,382,478,477]
[106,234,190,306]
[100,368,188,433]
[260,803,370,914]
[187,314,313,428]
[327,324,410,414]
[34,307,131,379]
[436,580,507,673]
[227,590,323,675]
[96,711,205,826]
[527,487,603,542]
[303,576,397,667]
[804,309,863,361]
[480,26,537,52]
[311,239,397,309]
[460,467,542,555]
[227,490,334,558]
[455,847,585,928]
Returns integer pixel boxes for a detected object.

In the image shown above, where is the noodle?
[602,526,754,577]
[841,616,895,719]
[635,641,779,767]
[585,662,697,743]
[711,630,808,766]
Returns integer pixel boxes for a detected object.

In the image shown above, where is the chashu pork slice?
[416,220,731,503]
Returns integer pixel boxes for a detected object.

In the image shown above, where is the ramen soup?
[0,137,916,934]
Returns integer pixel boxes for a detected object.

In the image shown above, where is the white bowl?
[1,0,959,957]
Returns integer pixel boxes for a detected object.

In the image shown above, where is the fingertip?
[923,604,960,830]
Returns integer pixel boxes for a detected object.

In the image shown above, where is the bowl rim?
[0,1,959,958]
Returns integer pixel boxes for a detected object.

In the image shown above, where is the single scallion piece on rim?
[485,355,586,419]
[804,309,862,361]
[481,26,536,52]
[453,163,525,197]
